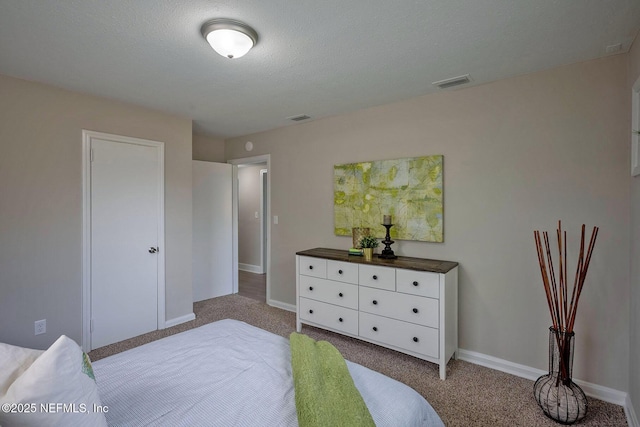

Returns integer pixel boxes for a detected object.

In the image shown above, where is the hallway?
[238,270,265,303]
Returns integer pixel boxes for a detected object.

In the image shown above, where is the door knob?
[149,247,158,253]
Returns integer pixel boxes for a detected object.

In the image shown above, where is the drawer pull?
[372,275,378,280]
[309,309,313,314]
[338,269,343,274]
[372,326,378,332]
[413,337,419,343]
[412,308,419,314]
[372,300,378,305]
[338,292,343,297]
[413,281,419,286]
[309,265,314,270]
[309,286,313,291]
[338,317,343,322]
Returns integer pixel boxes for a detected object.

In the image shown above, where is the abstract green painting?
[334,155,443,242]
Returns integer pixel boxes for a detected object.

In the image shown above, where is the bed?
[92,319,444,426]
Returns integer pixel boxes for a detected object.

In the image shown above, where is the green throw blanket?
[289,333,375,427]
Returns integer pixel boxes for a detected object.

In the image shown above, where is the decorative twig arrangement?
[533,221,598,384]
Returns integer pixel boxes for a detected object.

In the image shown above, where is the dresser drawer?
[359,312,439,359]
[359,286,439,328]
[327,260,359,284]
[299,298,358,335]
[299,256,327,279]
[299,275,358,309]
[397,269,440,299]
[359,264,395,291]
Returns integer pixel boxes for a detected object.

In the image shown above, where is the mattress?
[92,319,443,426]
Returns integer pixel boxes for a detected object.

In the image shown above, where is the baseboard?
[457,348,628,407]
[267,299,296,313]
[164,312,196,328]
[457,348,544,382]
[626,394,639,427]
[239,263,263,274]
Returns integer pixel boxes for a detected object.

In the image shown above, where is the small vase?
[363,248,373,261]
[352,227,370,249]
[533,327,587,424]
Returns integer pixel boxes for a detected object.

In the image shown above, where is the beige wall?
[629,37,640,420]
[238,164,266,269]
[193,133,225,162]
[0,74,193,349]
[227,55,631,391]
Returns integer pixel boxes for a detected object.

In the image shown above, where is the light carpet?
[88,294,627,426]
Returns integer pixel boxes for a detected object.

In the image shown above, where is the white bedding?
[93,319,443,426]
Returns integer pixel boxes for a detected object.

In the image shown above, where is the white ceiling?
[1,1,639,138]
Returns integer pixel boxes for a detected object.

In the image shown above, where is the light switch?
[273,215,279,225]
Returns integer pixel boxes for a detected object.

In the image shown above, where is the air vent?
[432,74,472,89]
[605,43,622,54]
[287,114,311,122]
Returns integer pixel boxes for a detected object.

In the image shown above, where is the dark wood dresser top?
[296,248,458,274]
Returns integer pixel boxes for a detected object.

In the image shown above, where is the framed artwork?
[334,155,443,242]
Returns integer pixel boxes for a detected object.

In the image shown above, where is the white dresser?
[296,248,458,380]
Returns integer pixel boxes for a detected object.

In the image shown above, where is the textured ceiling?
[0,1,639,138]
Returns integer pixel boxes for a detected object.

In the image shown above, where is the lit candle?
[383,215,392,225]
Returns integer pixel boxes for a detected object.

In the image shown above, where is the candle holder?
[378,224,397,259]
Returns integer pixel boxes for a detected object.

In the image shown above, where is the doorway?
[228,155,270,304]
[82,131,165,351]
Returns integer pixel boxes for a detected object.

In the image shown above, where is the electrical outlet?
[34,319,46,335]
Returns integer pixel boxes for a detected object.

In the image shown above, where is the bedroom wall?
[628,36,640,422]
[238,164,265,270]
[0,74,194,349]
[226,55,631,392]
[193,133,225,162]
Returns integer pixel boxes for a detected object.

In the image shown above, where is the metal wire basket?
[533,327,587,424]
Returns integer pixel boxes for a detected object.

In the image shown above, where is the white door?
[90,136,162,349]
[192,161,233,301]
[260,169,268,274]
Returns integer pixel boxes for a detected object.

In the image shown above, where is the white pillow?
[0,343,44,395]
[0,336,108,427]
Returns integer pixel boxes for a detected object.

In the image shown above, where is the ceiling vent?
[432,74,472,89]
[287,114,311,122]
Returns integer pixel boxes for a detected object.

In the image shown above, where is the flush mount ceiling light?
[201,18,258,59]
